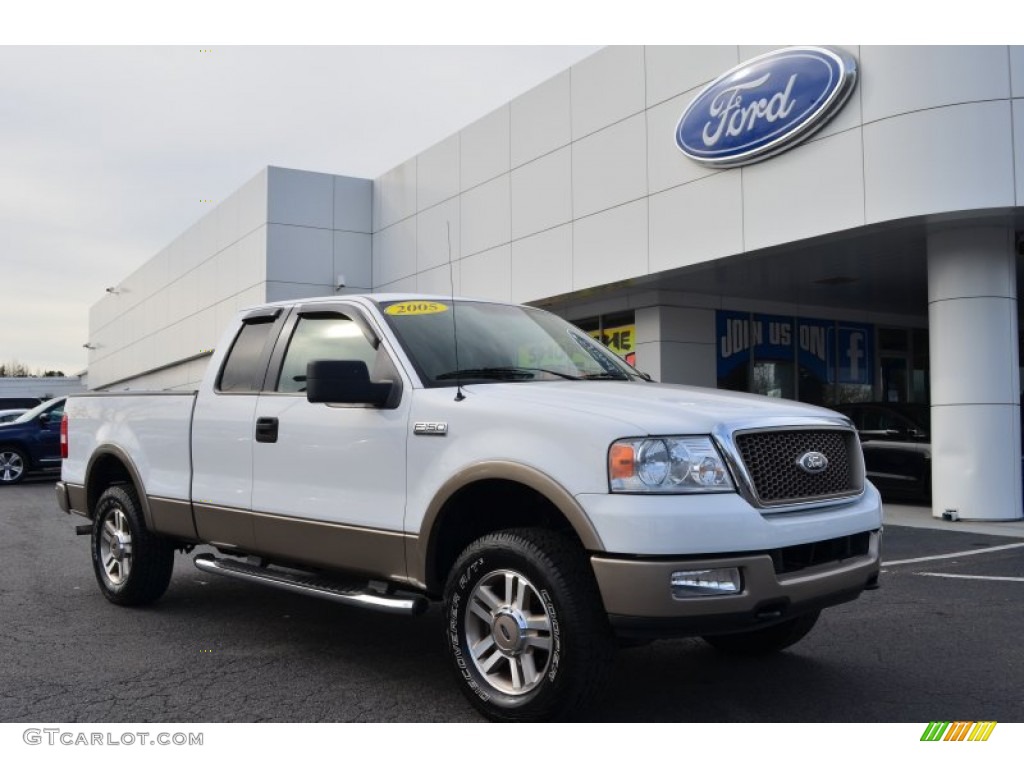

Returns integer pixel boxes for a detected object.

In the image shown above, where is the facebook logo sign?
[837,325,872,385]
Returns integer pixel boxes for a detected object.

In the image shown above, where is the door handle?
[255,417,279,443]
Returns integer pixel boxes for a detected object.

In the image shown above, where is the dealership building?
[85,45,1024,522]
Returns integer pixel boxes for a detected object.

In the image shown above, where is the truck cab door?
[192,308,286,550]
[249,303,411,579]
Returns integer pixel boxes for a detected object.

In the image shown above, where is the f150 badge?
[414,422,448,436]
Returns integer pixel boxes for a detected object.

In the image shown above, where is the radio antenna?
[447,220,465,402]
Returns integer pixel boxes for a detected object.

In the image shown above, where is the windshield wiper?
[436,367,581,381]
[580,372,631,380]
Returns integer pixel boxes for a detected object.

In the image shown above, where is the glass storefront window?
[716,310,894,405]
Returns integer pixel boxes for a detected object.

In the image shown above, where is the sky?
[0,1,1009,377]
[0,44,599,375]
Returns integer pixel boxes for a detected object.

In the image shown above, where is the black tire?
[91,484,174,606]
[443,528,615,722]
[0,447,28,485]
[702,611,820,656]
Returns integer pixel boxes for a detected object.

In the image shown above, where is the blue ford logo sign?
[675,47,857,168]
[797,451,829,475]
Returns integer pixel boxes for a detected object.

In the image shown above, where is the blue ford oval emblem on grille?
[797,451,829,474]
[675,46,857,168]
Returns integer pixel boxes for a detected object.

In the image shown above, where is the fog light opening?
[671,568,741,598]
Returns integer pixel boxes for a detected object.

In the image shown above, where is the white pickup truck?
[57,294,882,721]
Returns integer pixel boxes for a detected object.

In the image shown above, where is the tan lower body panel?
[194,503,257,550]
[592,531,881,618]
[252,512,410,583]
[193,503,410,583]
[149,496,198,540]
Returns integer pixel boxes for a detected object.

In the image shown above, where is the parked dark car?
[833,402,931,501]
[0,397,65,485]
[0,409,29,424]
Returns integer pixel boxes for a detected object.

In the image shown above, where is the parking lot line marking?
[916,572,1024,583]
[882,542,1024,567]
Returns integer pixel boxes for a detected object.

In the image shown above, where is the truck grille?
[734,429,862,506]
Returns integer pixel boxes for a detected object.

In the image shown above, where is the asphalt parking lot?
[2,476,1023,722]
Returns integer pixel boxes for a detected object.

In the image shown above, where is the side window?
[218,318,277,393]
[276,315,379,393]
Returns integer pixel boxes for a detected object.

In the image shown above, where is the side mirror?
[306,360,393,407]
[38,413,50,425]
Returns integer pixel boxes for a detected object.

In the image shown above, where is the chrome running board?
[193,553,428,616]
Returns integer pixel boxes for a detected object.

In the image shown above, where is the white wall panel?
[267,167,334,229]
[572,114,647,219]
[744,128,865,252]
[511,224,572,304]
[333,231,372,290]
[864,101,1015,223]
[334,176,373,233]
[644,45,738,107]
[658,306,717,345]
[511,70,571,167]
[658,342,717,387]
[510,146,572,240]
[213,191,240,255]
[1013,47,1024,98]
[376,159,417,231]
[571,46,645,139]
[1016,100,1024,204]
[417,134,460,211]
[460,105,510,190]
[416,197,460,272]
[460,245,511,302]
[461,175,511,257]
[237,168,268,239]
[649,171,742,274]
[265,281,334,302]
[266,224,333,285]
[416,263,461,297]
[861,46,1010,123]
[214,241,240,293]
[573,199,648,291]
[374,275,417,294]
[372,218,417,287]
[194,257,218,312]
[179,222,205,274]
[236,227,268,289]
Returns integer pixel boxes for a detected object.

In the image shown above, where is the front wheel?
[443,528,615,722]
[702,611,820,656]
[91,485,175,606]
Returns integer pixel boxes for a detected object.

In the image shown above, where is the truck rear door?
[191,307,286,549]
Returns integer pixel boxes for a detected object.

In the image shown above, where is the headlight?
[608,436,735,493]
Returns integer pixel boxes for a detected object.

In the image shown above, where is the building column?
[634,306,717,386]
[927,227,1022,521]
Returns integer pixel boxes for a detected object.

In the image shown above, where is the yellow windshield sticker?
[384,301,449,316]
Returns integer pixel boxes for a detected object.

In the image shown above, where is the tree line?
[0,360,66,378]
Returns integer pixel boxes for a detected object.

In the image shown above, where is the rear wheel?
[702,611,820,656]
[443,528,615,722]
[0,447,27,485]
[91,485,174,606]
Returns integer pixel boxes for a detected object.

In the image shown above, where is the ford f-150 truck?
[57,295,882,721]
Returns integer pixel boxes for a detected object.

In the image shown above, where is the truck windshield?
[377,300,643,387]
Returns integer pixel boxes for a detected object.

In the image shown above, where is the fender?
[85,445,198,540]
[409,460,606,588]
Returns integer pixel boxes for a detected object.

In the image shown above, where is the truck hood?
[461,380,851,436]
